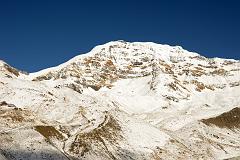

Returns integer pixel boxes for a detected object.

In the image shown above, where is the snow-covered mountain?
[0,41,240,160]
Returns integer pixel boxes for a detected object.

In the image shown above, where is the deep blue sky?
[0,0,240,72]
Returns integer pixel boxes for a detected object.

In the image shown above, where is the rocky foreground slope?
[0,41,240,160]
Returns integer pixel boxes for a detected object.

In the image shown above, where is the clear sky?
[0,0,240,72]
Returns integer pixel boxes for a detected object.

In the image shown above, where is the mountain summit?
[0,41,240,160]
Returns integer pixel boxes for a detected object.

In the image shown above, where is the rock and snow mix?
[0,41,240,160]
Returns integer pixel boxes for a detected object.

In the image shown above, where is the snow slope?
[0,41,240,159]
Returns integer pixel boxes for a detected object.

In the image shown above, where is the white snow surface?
[1,41,240,160]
